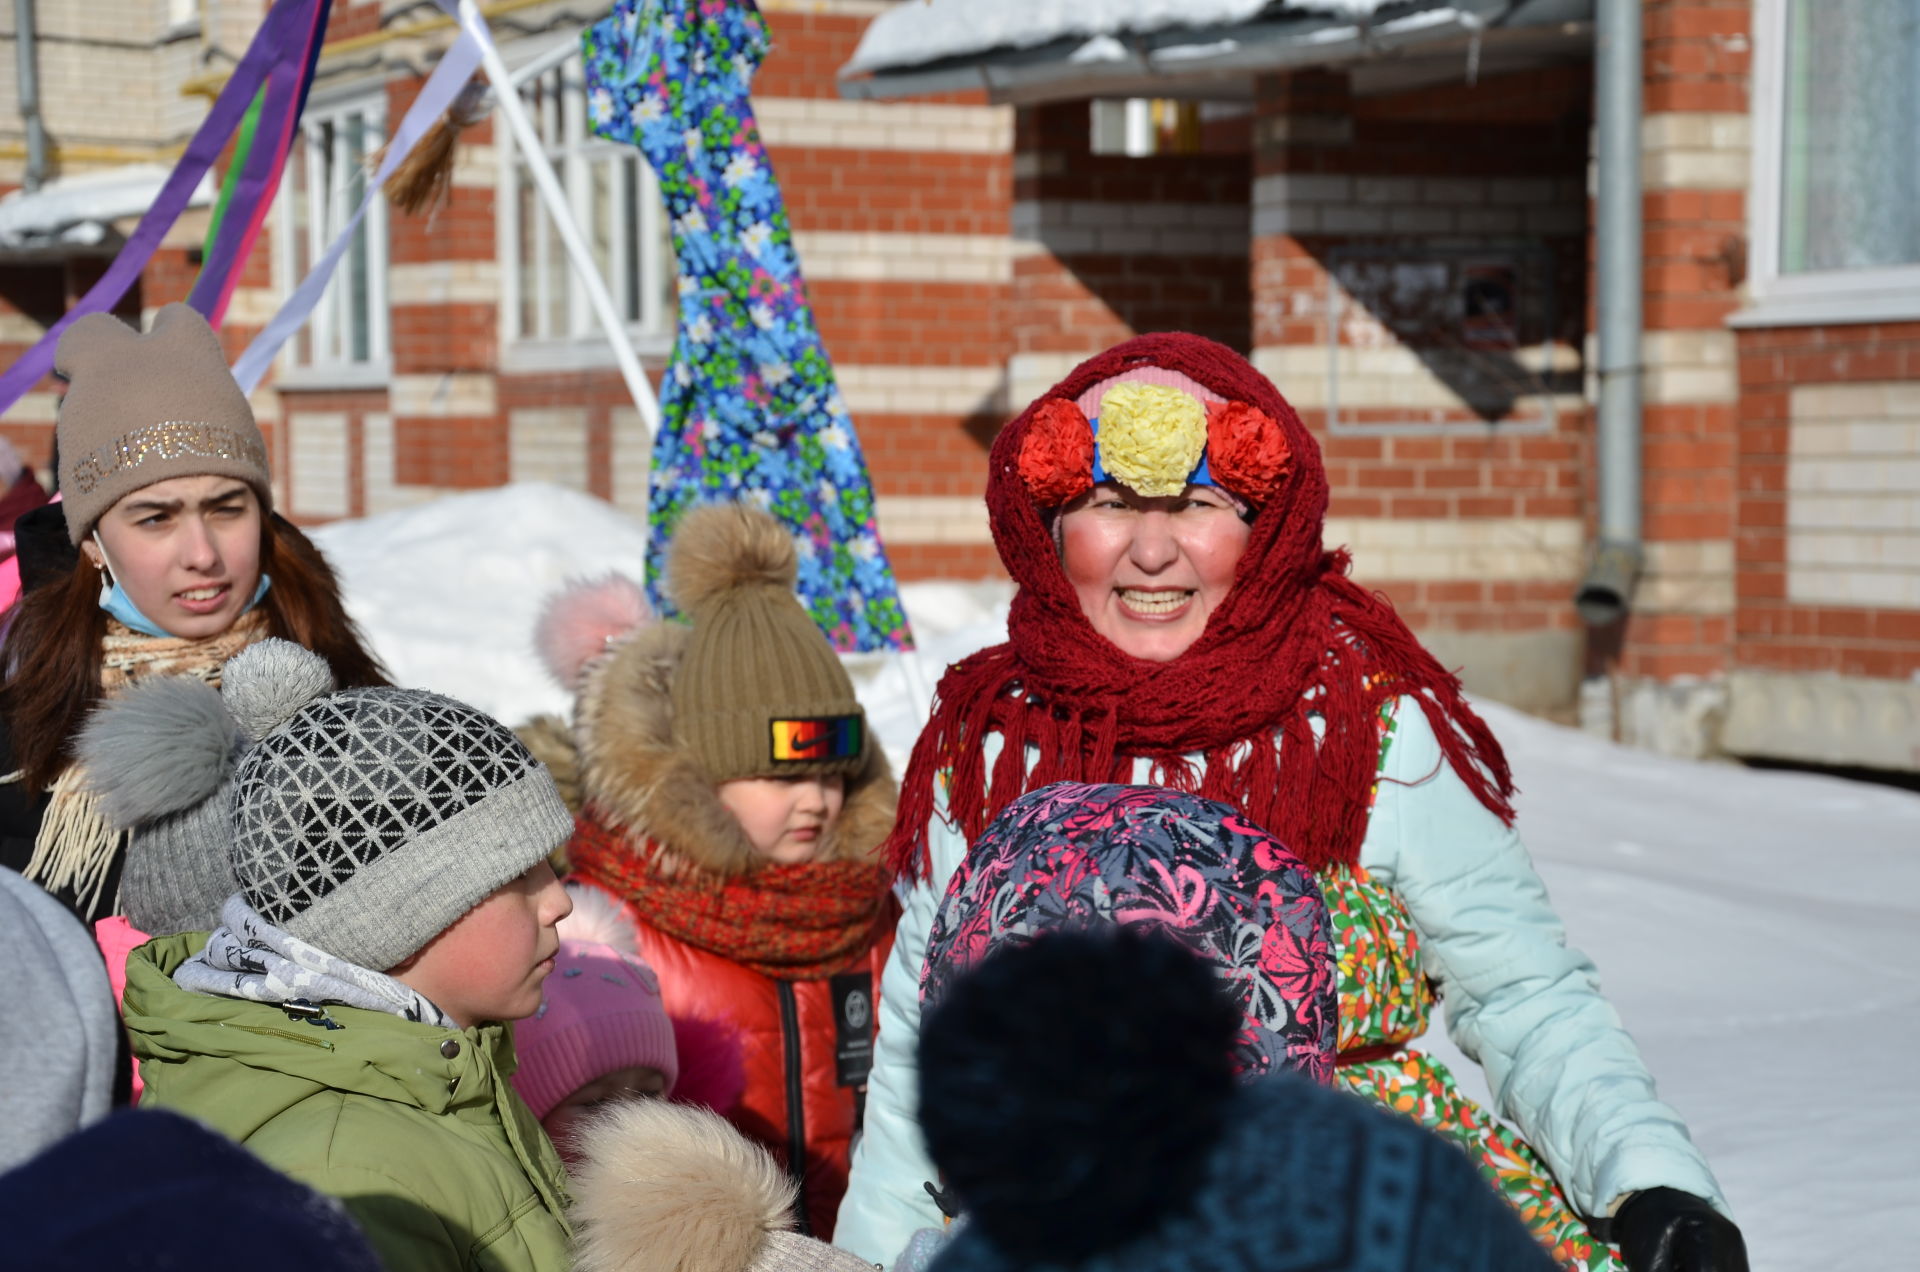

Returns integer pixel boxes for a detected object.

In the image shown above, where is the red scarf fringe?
[888,334,1514,880]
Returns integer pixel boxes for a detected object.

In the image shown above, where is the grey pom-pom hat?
[82,640,573,968]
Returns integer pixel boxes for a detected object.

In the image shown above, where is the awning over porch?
[0,166,216,255]
[839,0,1594,102]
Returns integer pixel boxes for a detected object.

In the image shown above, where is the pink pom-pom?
[534,574,651,689]
[558,882,643,953]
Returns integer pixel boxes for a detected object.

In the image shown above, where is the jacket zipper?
[776,980,811,1235]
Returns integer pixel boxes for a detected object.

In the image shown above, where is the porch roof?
[839,0,1595,103]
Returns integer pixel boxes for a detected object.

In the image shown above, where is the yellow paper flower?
[1097,382,1207,497]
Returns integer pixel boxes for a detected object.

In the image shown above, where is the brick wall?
[1248,66,1592,712]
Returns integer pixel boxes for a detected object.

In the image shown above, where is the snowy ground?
[317,484,1919,1271]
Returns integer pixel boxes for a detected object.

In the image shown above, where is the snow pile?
[843,0,1397,76]
[313,484,653,725]
[316,483,1917,1269]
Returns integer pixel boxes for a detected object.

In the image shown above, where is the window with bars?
[274,94,389,376]
[500,50,675,350]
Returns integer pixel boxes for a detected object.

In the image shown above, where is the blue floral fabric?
[582,0,912,652]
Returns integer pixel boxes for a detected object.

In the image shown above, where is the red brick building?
[2,0,1916,772]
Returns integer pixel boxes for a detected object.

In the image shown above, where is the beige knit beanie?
[53,303,272,545]
[665,503,867,784]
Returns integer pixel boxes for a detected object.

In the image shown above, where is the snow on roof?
[844,0,1398,76]
[0,165,216,251]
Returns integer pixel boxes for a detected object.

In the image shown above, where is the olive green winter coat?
[124,934,572,1272]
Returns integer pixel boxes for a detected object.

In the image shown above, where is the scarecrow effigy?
[583,0,912,653]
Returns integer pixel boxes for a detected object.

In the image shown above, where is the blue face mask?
[96,544,272,639]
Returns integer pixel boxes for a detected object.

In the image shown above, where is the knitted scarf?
[19,611,267,914]
[568,812,895,981]
[888,333,1513,880]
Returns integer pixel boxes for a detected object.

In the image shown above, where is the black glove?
[1614,1188,1749,1272]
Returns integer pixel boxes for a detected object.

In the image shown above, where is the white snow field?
[316,483,1919,1271]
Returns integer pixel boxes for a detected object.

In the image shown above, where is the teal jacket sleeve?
[833,802,965,1263]
[1362,697,1728,1221]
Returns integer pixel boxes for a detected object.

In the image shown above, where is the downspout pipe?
[1577,0,1643,626]
[13,0,47,192]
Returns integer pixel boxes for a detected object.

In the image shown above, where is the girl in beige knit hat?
[0,303,387,931]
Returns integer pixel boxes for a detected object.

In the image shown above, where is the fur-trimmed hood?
[529,569,896,878]
[569,1099,879,1272]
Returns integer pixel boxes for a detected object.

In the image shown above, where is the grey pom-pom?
[79,677,244,827]
[220,639,336,741]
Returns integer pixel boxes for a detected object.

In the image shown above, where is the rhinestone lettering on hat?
[67,420,270,495]
[230,688,540,926]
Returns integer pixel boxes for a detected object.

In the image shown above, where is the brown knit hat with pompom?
[665,504,868,784]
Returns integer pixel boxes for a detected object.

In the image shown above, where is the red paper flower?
[1018,398,1095,506]
[1206,400,1292,505]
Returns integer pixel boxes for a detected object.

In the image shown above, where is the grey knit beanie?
[80,640,572,969]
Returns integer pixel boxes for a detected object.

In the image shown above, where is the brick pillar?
[1603,0,1751,753]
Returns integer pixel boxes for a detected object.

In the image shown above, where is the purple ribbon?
[0,0,316,417]
[187,0,328,321]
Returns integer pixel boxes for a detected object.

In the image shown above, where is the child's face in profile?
[390,861,573,1029]
[541,1065,669,1163]
[716,775,846,864]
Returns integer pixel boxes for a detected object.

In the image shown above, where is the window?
[1089,99,1250,156]
[499,49,674,355]
[274,93,389,377]
[1744,0,1920,324]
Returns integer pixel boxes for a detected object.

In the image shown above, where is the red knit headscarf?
[888,333,1515,880]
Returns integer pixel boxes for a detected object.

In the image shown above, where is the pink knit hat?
[512,889,679,1120]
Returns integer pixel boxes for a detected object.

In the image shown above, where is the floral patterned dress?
[1327,706,1624,1272]
[583,0,911,652]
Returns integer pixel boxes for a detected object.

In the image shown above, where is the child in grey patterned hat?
[94,638,578,1272]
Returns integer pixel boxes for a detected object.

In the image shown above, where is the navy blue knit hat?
[0,1109,384,1270]
[918,930,1556,1272]
[921,782,1336,1083]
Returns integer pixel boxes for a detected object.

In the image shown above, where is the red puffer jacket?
[620,898,895,1238]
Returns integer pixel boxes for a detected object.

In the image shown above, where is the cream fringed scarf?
[14,611,266,915]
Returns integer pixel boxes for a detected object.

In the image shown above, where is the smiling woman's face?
[1057,482,1251,663]
[82,474,263,640]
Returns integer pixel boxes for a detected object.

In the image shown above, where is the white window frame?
[498,43,675,370]
[272,85,391,385]
[1737,0,1920,327]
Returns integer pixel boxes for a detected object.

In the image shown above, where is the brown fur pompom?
[664,503,798,618]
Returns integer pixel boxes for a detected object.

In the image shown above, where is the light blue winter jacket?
[833,696,1728,1265]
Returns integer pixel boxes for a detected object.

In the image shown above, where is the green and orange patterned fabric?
[1323,699,1623,1272]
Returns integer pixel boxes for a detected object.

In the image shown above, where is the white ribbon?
[231,30,484,391]
[235,1,663,451]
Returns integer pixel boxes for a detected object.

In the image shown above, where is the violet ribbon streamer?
[187,0,330,323]
[0,0,316,417]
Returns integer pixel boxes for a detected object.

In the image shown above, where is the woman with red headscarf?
[835,336,1744,1272]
